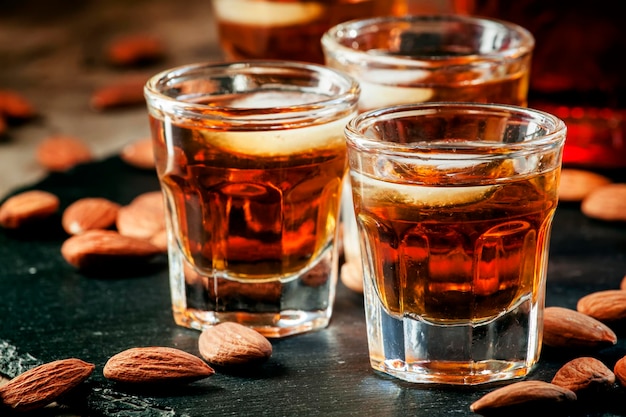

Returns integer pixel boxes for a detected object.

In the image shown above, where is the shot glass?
[144,61,360,338]
[322,14,535,268]
[344,102,566,384]
[209,0,399,64]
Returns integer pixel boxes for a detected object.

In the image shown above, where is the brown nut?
[36,134,93,172]
[62,197,121,235]
[551,357,615,394]
[103,346,214,384]
[542,306,617,349]
[198,322,273,366]
[0,190,59,229]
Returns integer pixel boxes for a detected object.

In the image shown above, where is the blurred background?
[1,0,624,198]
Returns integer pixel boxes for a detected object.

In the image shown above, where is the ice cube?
[212,0,324,26]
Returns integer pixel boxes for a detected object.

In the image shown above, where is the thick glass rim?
[321,14,535,68]
[344,102,567,157]
[144,60,361,128]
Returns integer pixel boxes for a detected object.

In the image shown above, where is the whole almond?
[199,322,273,366]
[581,183,626,222]
[0,89,36,120]
[613,355,626,387]
[340,261,363,293]
[106,34,165,66]
[0,190,59,229]
[36,135,93,172]
[62,197,121,235]
[543,306,617,349]
[0,358,94,412]
[551,357,615,394]
[116,191,165,240]
[557,168,612,202]
[90,78,147,111]
[61,229,162,270]
[470,380,576,415]
[120,138,156,170]
[103,347,214,384]
[620,274,626,291]
[577,289,626,322]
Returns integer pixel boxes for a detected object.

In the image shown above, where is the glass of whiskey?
[321,14,535,274]
[344,102,566,384]
[144,61,359,338]
[209,0,399,64]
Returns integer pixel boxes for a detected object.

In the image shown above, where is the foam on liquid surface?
[212,0,324,26]
[200,91,352,156]
[355,171,496,207]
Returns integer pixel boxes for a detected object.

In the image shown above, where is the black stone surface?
[1,157,626,416]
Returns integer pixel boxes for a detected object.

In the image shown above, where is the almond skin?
[557,168,612,202]
[543,306,617,349]
[581,183,626,222]
[613,355,626,387]
[120,138,156,170]
[551,357,615,394]
[0,89,36,120]
[61,229,162,270]
[116,191,165,241]
[62,197,121,235]
[106,34,165,66]
[0,190,59,229]
[577,290,626,322]
[0,358,94,412]
[36,135,93,172]
[340,261,363,293]
[103,347,214,384]
[199,322,273,366]
[470,380,576,415]
[90,78,147,111]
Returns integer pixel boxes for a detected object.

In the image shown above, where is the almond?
[61,229,162,270]
[577,289,626,322]
[105,34,165,66]
[340,261,363,293]
[198,322,273,366]
[62,197,121,235]
[581,183,626,222]
[557,168,612,202]
[0,190,59,229]
[103,347,214,384]
[36,134,93,172]
[613,355,626,387]
[0,89,36,120]
[542,306,617,349]
[470,380,576,415]
[0,358,94,412]
[551,357,615,394]
[120,138,156,170]
[90,77,147,111]
[620,274,626,290]
[116,191,166,240]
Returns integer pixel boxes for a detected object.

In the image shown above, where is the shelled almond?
[120,138,156,170]
[558,168,612,202]
[0,190,60,229]
[36,134,93,172]
[62,197,121,235]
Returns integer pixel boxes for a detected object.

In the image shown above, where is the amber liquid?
[213,0,397,64]
[149,117,346,282]
[352,168,558,324]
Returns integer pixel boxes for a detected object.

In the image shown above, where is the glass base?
[364,283,541,385]
[168,236,338,338]
[173,308,331,338]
